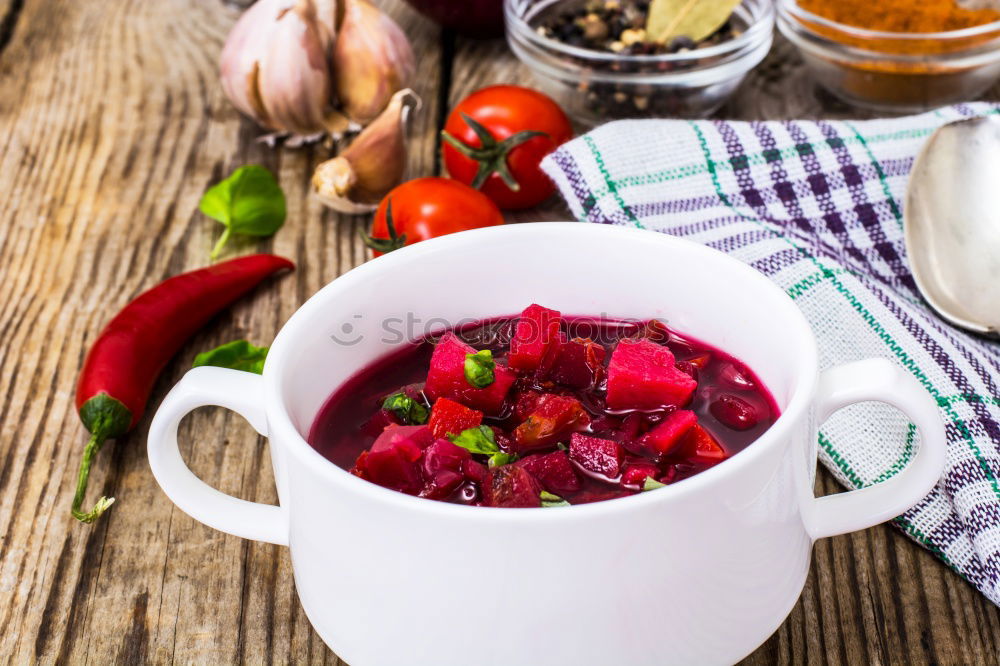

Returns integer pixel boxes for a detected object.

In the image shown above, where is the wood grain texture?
[0,0,997,662]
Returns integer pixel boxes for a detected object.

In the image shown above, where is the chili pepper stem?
[71,430,116,523]
[210,228,232,262]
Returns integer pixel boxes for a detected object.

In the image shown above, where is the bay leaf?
[646,0,742,44]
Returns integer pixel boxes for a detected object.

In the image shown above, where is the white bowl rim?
[263,223,819,523]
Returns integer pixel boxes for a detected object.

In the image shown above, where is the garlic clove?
[333,0,416,125]
[256,0,339,137]
[313,89,420,214]
[219,0,294,130]
[312,0,344,42]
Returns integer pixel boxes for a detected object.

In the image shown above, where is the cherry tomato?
[442,85,573,210]
[365,178,504,257]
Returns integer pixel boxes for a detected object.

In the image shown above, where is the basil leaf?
[643,477,667,491]
[448,425,499,455]
[464,350,496,388]
[382,392,429,425]
[200,165,286,261]
[193,340,268,374]
[488,452,518,468]
[540,491,570,507]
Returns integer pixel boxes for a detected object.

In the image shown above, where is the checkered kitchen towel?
[541,103,1000,605]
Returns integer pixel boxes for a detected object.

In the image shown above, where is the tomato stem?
[441,113,547,192]
[71,429,116,523]
[362,198,407,254]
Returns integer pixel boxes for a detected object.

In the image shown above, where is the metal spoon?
[904,115,1000,337]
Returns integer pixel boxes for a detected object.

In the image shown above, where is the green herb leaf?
[200,165,287,261]
[488,452,518,468]
[449,425,500,455]
[540,491,570,507]
[464,349,496,388]
[382,392,429,425]
[643,477,667,491]
[646,0,741,44]
[193,340,269,374]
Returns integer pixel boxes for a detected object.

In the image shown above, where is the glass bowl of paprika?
[778,0,1000,113]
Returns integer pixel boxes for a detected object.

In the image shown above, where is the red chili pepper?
[72,254,294,523]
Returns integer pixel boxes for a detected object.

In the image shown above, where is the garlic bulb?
[219,0,290,129]
[334,0,416,124]
[257,0,336,136]
[313,89,419,213]
[219,0,414,140]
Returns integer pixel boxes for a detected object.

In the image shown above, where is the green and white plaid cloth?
[541,103,1000,605]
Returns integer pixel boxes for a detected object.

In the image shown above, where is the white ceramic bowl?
[148,223,945,665]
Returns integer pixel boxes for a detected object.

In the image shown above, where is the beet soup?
[308,304,779,507]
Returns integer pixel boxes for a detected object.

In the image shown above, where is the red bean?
[709,394,759,431]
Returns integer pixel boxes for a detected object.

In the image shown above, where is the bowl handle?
[803,358,947,540]
[147,367,288,546]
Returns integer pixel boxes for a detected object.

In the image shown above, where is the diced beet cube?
[360,408,398,436]
[513,394,591,451]
[370,425,433,461]
[482,465,542,508]
[684,425,728,465]
[425,333,516,414]
[606,339,697,411]
[462,459,488,484]
[588,415,619,436]
[516,451,581,494]
[569,433,624,478]
[621,461,661,486]
[509,304,562,373]
[349,451,369,478]
[420,470,465,499]
[640,409,698,456]
[492,427,514,453]
[421,438,471,478]
[549,337,607,389]
[536,330,567,379]
[428,397,483,439]
[620,412,645,441]
[363,447,423,493]
[511,390,543,422]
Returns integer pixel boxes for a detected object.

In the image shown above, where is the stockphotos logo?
[328,312,665,347]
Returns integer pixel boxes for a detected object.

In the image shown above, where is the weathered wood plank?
[0,0,438,663]
[1,0,999,663]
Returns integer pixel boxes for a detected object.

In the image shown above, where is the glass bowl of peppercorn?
[504,0,775,123]
[778,0,1000,112]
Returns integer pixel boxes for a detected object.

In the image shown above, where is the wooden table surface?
[2,0,1000,663]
